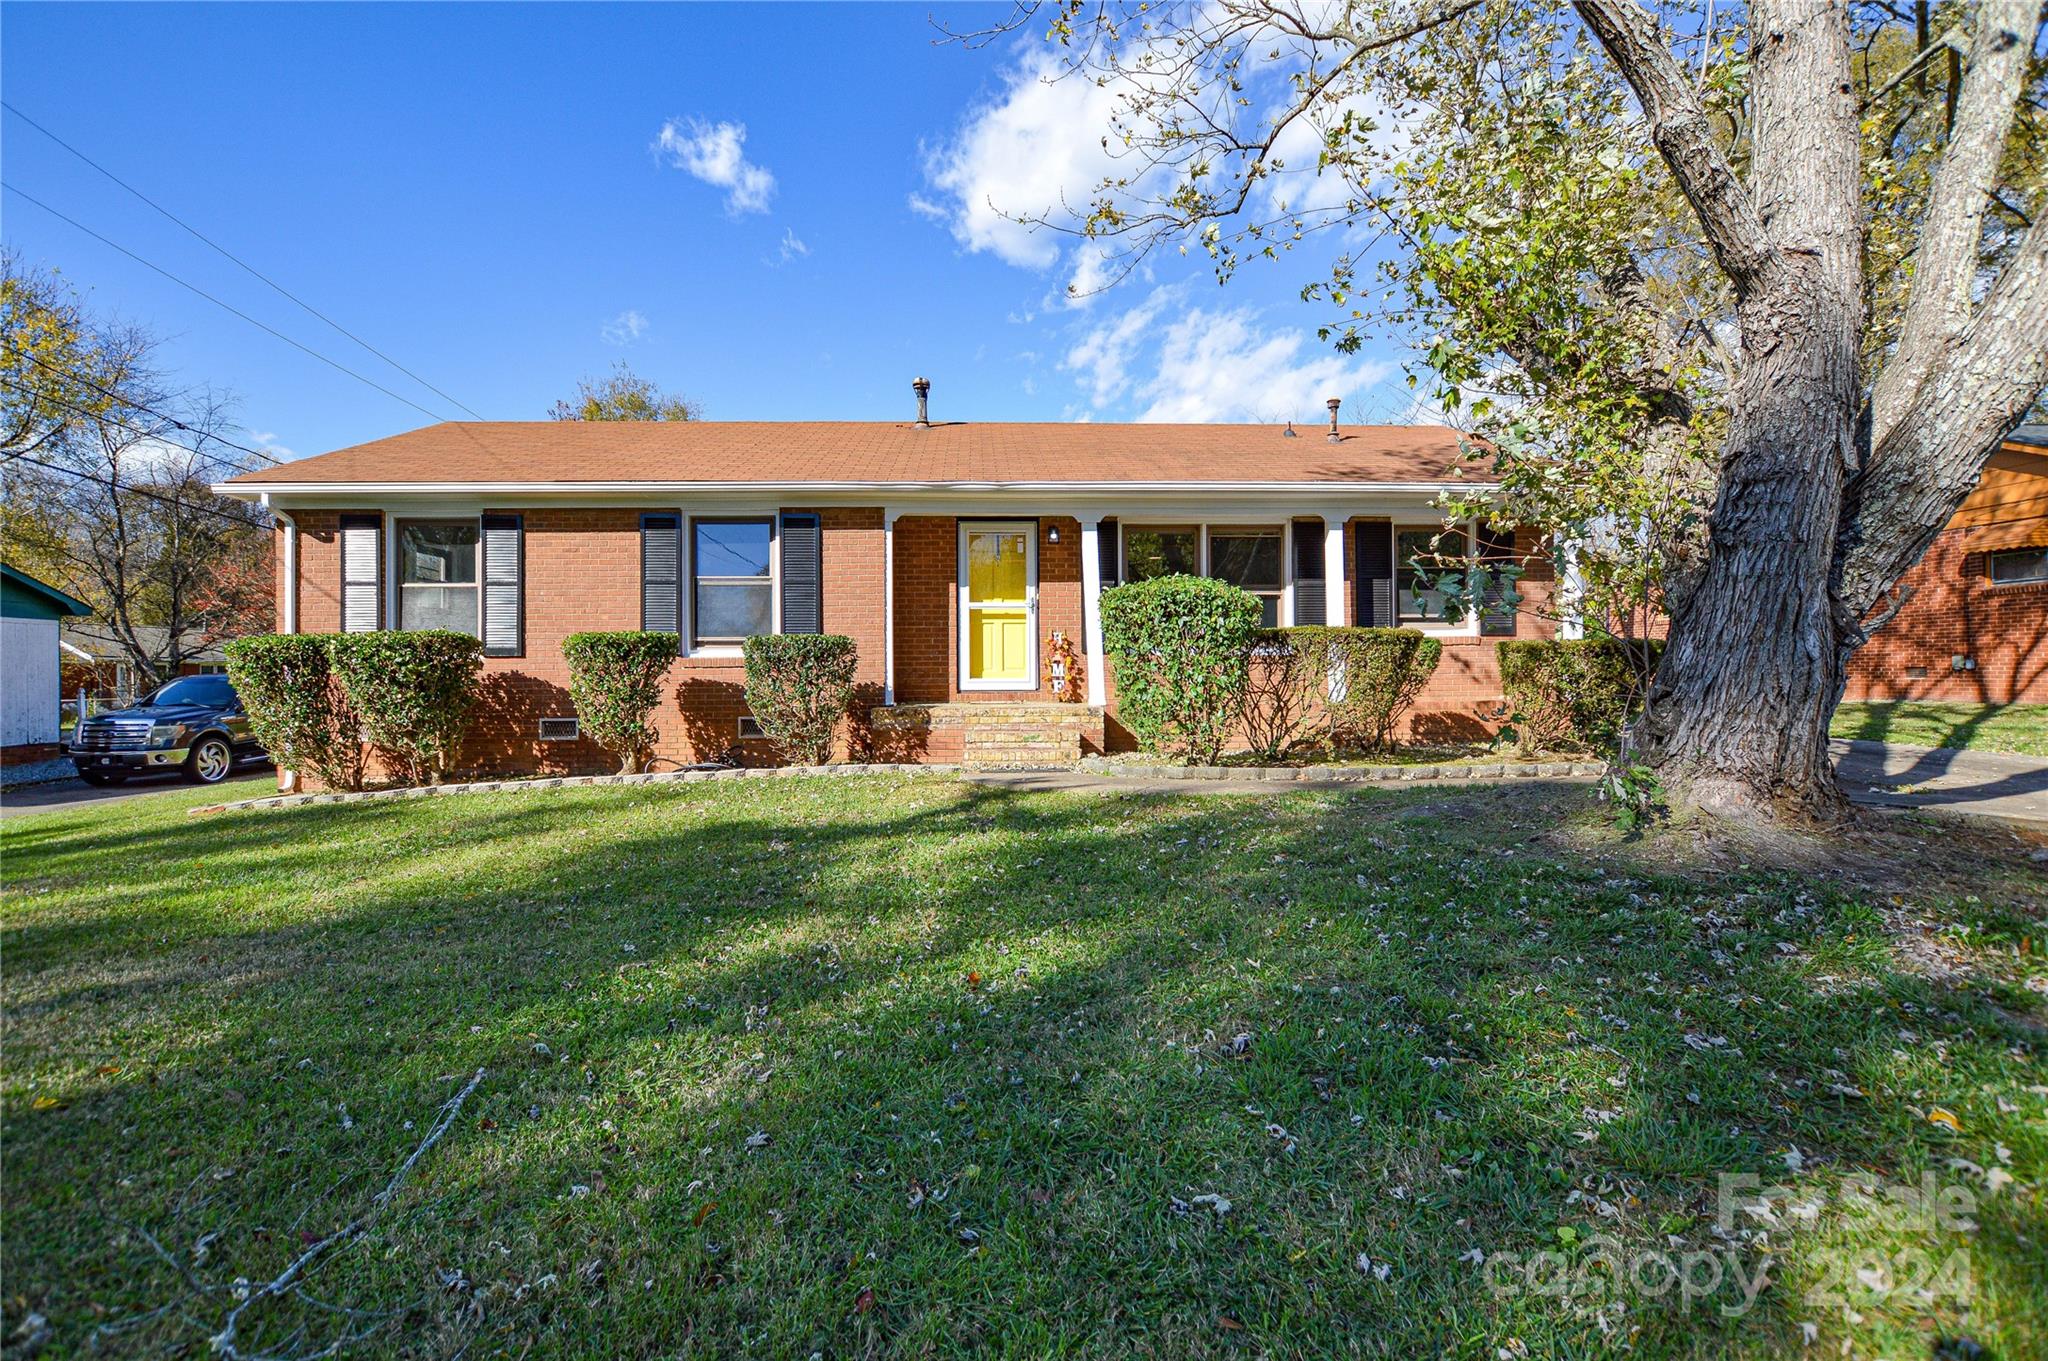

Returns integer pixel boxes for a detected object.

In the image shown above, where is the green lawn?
[3,777,2043,1358]
[1833,702,2048,758]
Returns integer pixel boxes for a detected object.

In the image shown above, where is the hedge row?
[1496,638,1662,754]
[1100,576,1445,763]
[226,631,483,789]
[229,630,866,785]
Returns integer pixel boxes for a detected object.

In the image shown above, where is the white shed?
[2,564,91,754]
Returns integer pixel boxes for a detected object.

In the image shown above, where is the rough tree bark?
[1576,0,2046,823]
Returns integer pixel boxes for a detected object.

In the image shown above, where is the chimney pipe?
[1325,397,1342,443]
[913,376,932,428]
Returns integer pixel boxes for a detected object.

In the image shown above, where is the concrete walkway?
[972,741,2048,830]
[3,744,2042,831]
[1831,738,2048,829]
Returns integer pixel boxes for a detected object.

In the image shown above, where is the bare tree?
[2,256,273,687]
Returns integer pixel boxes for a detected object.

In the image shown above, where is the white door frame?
[957,519,1039,692]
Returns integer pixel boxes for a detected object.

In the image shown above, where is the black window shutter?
[1357,520,1395,627]
[780,511,822,634]
[339,513,381,632]
[1097,517,1119,588]
[1292,519,1326,626]
[640,513,680,634]
[480,514,523,656]
[1477,523,1518,637]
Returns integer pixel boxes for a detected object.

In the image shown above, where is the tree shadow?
[4,780,2042,1357]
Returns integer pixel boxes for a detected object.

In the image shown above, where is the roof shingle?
[223,421,1485,488]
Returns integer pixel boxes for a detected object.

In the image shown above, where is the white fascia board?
[215,479,1500,505]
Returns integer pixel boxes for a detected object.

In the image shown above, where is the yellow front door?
[964,526,1033,686]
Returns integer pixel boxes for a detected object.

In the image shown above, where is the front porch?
[868,701,1105,769]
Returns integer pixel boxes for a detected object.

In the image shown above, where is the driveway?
[1831,738,2048,830]
[0,768,273,818]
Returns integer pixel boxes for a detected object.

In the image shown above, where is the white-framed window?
[1988,547,2048,585]
[1206,527,1283,627]
[397,519,480,635]
[691,517,775,648]
[1396,524,1470,625]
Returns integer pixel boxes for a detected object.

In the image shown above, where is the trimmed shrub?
[1284,627,1443,754]
[224,634,367,792]
[741,634,858,766]
[1100,575,1262,763]
[1497,639,1660,754]
[327,630,484,784]
[1238,629,1323,760]
[563,631,679,773]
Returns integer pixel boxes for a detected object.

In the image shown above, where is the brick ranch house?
[1844,424,2048,705]
[217,399,1564,776]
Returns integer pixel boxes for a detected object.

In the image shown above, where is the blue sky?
[2,2,1418,464]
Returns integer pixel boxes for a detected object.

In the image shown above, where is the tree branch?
[1573,0,1783,297]
[1868,0,2039,444]
[1835,209,2048,625]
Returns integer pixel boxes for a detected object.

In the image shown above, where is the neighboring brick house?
[1844,425,2048,705]
[58,623,230,705]
[217,395,1561,780]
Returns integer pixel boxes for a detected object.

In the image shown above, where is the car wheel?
[78,769,128,787]
[185,736,233,785]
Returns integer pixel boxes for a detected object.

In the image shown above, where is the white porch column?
[1323,517,1349,626]
[1080,517,1108,707]
[1557,534,1585,640]
[883,510,899,704]
[281,514,299,634]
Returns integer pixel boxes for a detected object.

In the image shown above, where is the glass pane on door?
[965,528,1032,684]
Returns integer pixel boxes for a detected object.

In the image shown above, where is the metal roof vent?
[1283,420,1297,438]
[913,376,932,428]
[1325,397,1343,444]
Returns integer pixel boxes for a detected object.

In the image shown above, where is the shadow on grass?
[3,779,2043,1358]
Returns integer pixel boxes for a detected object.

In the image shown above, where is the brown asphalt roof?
[223,421,1488,487]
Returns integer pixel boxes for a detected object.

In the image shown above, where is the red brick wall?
[281,505,1581,781]
[892,516,1084,704]
[1843,521,2048,703]
[282,506,888,786]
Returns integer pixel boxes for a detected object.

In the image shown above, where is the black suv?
[69,674,267,787]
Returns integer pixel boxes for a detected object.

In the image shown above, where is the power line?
[6,451,268,532]
[2,342,284,466]
[2,101,486,421]
[1,375,272,481]
[2,181,454,426]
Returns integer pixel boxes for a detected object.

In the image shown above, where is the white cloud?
[601,310,650,346]
[655,117,776,214]
[916,52,1139,301]
[1064,287,1396,423]
[1061,285,1180,407]
[244,429,297,461]
[777,228,809,263]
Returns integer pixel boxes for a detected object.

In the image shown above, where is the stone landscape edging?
[1076,755,1604,783]
[190,763,961,815]
[191,755,1604,815]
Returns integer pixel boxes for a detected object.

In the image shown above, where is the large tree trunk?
[1579,0,1867,824]
[1639,264,1861,822]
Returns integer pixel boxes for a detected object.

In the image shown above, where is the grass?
[3,776,2044,1359]
[1833,702,2048,758]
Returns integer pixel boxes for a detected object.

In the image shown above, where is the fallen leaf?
[1217,1316,1244,1332]
[1927,1107,1963,1133]
[854,1286,875,1314]
[693,1200,717,1227]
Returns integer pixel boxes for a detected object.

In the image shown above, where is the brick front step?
[872,702,1103,770]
